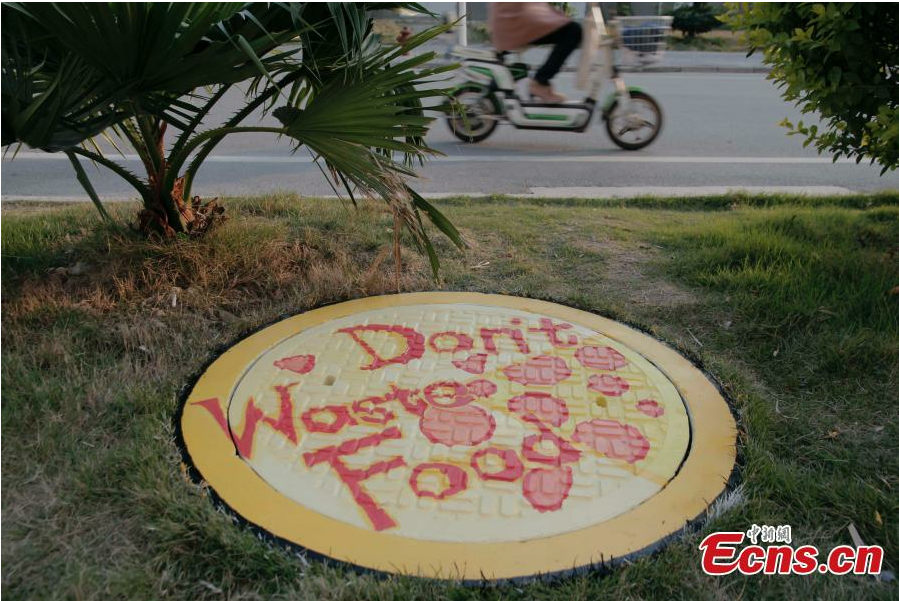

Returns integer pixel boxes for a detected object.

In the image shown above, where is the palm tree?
[1,2,463,276]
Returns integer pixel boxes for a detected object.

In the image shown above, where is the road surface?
[3,71,897,201]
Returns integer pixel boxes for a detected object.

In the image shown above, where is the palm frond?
[2,2,463,277]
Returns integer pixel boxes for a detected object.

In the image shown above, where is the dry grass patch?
[571,238,699,309]
[3,202,432,321]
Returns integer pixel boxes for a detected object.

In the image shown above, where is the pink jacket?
[488,2,571,52]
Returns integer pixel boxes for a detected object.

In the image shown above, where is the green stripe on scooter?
[525,114,568,121]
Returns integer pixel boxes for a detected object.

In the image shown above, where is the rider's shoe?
[528,80,566,103]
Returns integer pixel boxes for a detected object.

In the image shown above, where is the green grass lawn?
[2,193,897,600]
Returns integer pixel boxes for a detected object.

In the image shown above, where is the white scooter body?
[445,5,666,149]
[453,48,595,131]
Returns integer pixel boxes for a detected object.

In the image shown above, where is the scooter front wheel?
[604,91,663,151]
[446,86,501,143]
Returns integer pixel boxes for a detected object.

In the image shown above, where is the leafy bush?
[672,3,720,38]
[724,3,899,172]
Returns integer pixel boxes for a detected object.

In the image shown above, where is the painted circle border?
[177,292,737,581]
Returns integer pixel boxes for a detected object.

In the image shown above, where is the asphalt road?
[3,71,898,200]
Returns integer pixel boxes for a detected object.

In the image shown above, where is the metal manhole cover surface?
[178,292,736,580]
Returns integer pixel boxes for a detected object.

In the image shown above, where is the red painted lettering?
[471,447,524,482]
[428,331,474,353]
[193,384,299,459]
[409,462,468,500]
[303,427,406,531]
[301,405,357,434]
[337,324,425,370]
[351,395,396,425]
[528,318,578,347]
[423,381,474,408]
[521,432,581,466]
[385,385,427,416]
[479,327,530,355]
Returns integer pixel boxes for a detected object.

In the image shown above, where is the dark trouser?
[532,21,583,85]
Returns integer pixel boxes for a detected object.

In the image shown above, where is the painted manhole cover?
[178,292,736,580]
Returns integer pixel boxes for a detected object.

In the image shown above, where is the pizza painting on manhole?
[179,293,736,580]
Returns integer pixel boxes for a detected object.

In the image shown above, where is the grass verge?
[2,193,897,600]
[666,29,747,52]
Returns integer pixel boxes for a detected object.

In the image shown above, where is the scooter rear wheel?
[604,90,663,151]
[446,86,501,143]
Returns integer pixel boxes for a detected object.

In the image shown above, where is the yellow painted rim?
[179,292,737,580]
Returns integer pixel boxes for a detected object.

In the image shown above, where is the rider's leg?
[529,21,583,101]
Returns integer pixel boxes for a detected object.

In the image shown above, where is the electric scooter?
[445,6,671,151]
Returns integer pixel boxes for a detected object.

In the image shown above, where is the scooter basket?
[612,16,672,66]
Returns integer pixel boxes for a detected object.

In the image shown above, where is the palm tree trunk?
[138,121,208,237]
